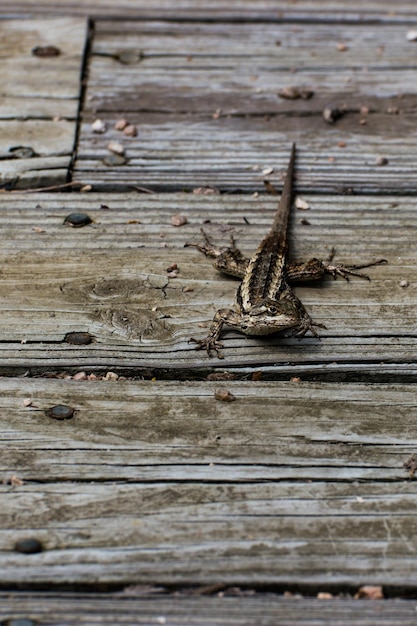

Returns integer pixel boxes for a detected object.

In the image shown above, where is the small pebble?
[215,389,236,402]
[103,154,127,166]
[107,141,125,155]
[23,398,33,407]
[295,197,310,210]
[323,105,343,124]
[73,371,88,381]
[105,372,119,381]
[262,166,274,176]
[399,279,409,288]
[91,119,107,133]
[115,118,128,130]
[375,156,388,166]
[123,124,138,137]
[171,214,187,227]
[406,29,417,41]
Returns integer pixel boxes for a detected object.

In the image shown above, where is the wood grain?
[0,18,87,189]
[2,593,417,625]
[0,0,416,20]
[0,192,412,375]
[74,19,417,192]
[1,378,417,587]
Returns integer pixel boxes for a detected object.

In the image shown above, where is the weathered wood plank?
[1,0,417,21]
[74,20,417,192]
[1,379,417,587]
[1,379,416,481]
[0,18,87,189]
[0,192,412,375]
[2,594,417,626]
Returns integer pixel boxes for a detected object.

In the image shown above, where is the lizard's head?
[239,298,300,336]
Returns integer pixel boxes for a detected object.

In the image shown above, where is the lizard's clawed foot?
[185,229,238,260]
[324,249,387,281]
[189,336,225,359]
[293,319,326,339]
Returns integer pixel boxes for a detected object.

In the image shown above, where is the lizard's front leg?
[190,308,242,358]
[185,229,248,278]
[287,253,387,282]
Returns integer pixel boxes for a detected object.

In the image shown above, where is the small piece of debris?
[295,197,310,210]
[375,156,388,166]
[263,180,278,195]
[387,106,399,114]
[262,166,274,176]
[278,86,314,100]
[360,106,370,115]
[317,592,333,600]
[207,371,236,381]
[215,389,236,402]
[91,119,107,134]
[337,42,349,51]
[338,140,347,148]
[212,108,222,119]
[115,118,129,131]
[300,218,311,226]
[252,371,262,381]
[406,29,417,42]
[171,214,188,227]
[23,398,33,407]
[9,475,24,487]
[354,585,384,600]
[166,263,178,273]
[32,227,45,234]
[80,184,92,192]
[404,453,417,477]
[399,279,409,288]
[107,141,125,155]
[123,124,138,137]
[290,376,302,383]
[193,187,219,195]
[323,105,344,124]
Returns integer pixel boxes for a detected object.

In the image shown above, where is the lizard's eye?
[268,305,277,314]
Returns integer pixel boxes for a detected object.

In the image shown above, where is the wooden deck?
[1,1,417,623]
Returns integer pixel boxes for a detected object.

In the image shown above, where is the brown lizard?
[186,143,386,358]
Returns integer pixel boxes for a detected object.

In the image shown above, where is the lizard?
[186,143,386,358]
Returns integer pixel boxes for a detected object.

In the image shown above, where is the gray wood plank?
[2,594,417,625]
[1,0,417,20]
[0,192,412,375]
[74,20,417,192]
[1,593,417,625]
[1,378,417,587]
[0,18,87,189]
